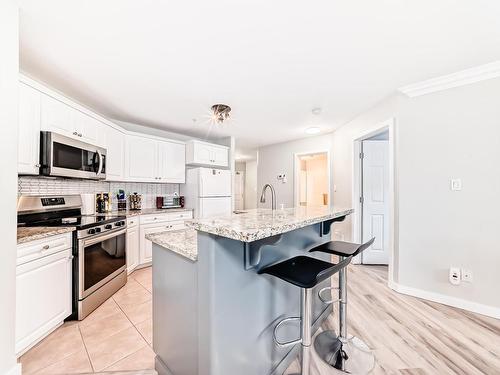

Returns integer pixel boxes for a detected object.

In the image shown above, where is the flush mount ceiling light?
[305,126,321,135]
[211,104,231,124]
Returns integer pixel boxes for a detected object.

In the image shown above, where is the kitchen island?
[149,206,353,375]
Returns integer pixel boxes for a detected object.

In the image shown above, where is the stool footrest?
[318,286,341,305]
[273,317,302,348]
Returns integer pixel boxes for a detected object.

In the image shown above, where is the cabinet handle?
[67,255,74,261]
[35,164,41,168]
[78,133,82,137]
[42,244,50,250]
[73,131,78,135]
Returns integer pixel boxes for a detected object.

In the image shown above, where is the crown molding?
[398,61,500,98]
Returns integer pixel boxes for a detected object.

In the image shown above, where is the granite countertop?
[146,229,198,261]
[17,227,75,244]
[186,206,353,243]
[96,207,192,217]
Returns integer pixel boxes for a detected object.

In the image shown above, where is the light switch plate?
[450,178,462,191]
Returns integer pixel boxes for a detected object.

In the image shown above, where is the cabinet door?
[158,141,186,183]
[105,125,125,181]
[16,249,72,355]
[194,142,213,164]
[139,222,185,264]
[126,227,139,274]
[40,94,76,136]
[125,135,158,182]
[212,146,229,167]
[18,83,41,175]
[73,111,99,145]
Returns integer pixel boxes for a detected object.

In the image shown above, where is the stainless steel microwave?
[40,131,106,180]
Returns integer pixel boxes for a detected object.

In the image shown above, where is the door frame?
[351,118,397,285]
[293,150,331,207]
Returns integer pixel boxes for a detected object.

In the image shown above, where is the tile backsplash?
[18,176,180,209]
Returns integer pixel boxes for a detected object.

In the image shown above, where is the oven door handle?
[96,149,103,176]
[81,228,126,247]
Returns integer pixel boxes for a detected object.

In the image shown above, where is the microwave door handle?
[96,149,103,175]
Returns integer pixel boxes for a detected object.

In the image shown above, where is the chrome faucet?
[260,184,276,210]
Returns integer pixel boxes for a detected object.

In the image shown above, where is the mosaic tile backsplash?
[18,176,180,209]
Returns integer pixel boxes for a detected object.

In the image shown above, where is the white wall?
[333,79,500,314]
[257,133,334,208]
[0,1,20,374]
[244,160,258,209]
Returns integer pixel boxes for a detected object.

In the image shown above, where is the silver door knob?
[35,164,41,168]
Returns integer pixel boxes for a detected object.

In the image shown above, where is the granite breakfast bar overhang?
[149,207,353,375]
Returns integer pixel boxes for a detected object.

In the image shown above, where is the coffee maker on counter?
[156,194,184,209]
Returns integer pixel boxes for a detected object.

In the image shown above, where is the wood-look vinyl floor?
[285,265,500,375]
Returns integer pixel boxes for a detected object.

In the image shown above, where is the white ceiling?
[19,0,500,156]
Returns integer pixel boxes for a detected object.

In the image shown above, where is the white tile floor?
[19,267,155,374]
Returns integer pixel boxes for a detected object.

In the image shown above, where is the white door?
[234,171,245,210]
[16,249,72,355]
[361,140,389,264]
[199,197,232,218]
[199,168,232,197]
[125,135,158,182]
[158,140,186,183]
[18,83,41,175]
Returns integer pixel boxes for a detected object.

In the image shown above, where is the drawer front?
[18,233,72,266]
[127,217,139,228]
[139,211,193,225]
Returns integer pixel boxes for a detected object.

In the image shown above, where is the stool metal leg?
[314,255,376,373]
[338,255,348,370]
[301,287,312,375]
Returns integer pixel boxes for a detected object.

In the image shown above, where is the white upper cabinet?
[186,140,229,168]
[40,93,74,136]
[105,125,125,181]
[18,83,41,175]
[125,135,158,182]
[72,110,99,145]
[19,77,189,183]
[126,135,186,183]
[158,140,186,183]
[40,93,99,145]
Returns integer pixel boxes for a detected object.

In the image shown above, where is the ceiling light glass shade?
[305,126,321,135]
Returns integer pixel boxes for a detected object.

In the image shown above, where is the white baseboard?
[388,280,500,319]
[5,363,22,375]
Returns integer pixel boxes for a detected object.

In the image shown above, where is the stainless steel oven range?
[17,195,127,320]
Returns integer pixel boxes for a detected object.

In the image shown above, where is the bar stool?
[309,238,376,373]
[258,255,352,375]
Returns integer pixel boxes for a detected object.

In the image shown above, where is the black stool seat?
[258,255,352,289]
[310,238,375,257]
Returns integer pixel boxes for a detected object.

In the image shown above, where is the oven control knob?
[114,222,122,227]
[120,220,126,226]
[87,228,96,235]
[95,227,101,233]
[104,224,112,230]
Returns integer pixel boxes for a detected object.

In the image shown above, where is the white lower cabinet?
[139,221,185,264]
[126,218,140,274]
[15,246,72,356]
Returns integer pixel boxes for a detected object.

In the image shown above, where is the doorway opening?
[294,151,330,207]
[352,118,396,285]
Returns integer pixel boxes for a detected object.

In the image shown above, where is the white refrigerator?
[182,167,232,218]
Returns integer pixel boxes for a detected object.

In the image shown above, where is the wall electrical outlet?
[450,178,462,191]
[449,267,461,285]
[277,174,287,183]
[462,269,473,283]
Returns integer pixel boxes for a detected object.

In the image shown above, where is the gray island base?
[150,207,353,375]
